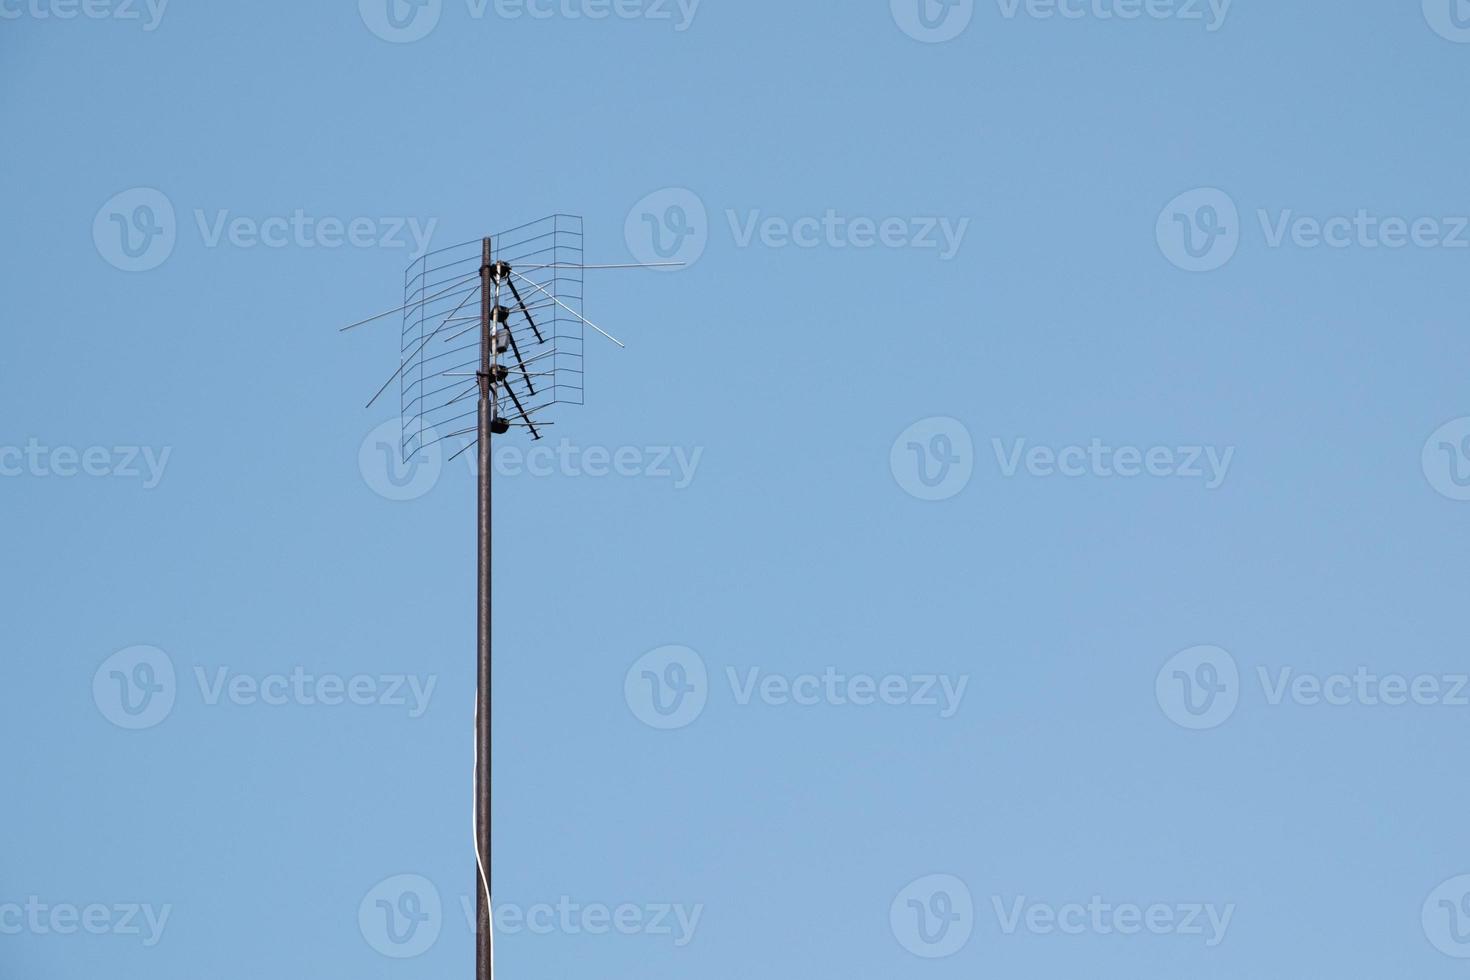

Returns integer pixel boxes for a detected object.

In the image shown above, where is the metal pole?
[475,236,493,980]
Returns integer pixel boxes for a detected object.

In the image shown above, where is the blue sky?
[5,1,1470,977]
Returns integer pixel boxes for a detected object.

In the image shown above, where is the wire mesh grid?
[398,215,585,460]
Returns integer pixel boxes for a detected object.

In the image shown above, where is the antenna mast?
[475,236,495,980]
[340,215,681,980]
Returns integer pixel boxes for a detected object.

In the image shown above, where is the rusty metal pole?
[475,236,494,980]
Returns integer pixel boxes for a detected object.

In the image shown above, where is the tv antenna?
[338,215,679,980]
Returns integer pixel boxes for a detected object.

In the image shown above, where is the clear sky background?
[5,1,1470,977]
